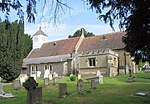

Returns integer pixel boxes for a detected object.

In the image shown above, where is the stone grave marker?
[91,80,96,89]
[77,79,84,92]
[0,82,3,95]
[53,77,58,85]
[37,71,41,77]
[23,77,42,104]
[96,70,101,76]
[53,72,58,78]
[20,76,25,85]
[58,83,67,98]
[78,74,81,80]
[44,78,49,86]
[13,80,21,90]
[30,74,36,81]
[49,73,53,80]
[44,70,50,78]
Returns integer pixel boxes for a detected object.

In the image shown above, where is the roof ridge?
[43,37,80,44]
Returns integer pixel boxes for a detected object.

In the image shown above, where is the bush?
[70,75,76,81]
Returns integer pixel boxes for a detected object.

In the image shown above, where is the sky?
[1,0,120,41]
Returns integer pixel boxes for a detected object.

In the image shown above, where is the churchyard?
[0,72,150,104]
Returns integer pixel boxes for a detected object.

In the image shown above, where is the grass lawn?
[0,72,150,104]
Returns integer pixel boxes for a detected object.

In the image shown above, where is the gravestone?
[0,83,3,95]
[53,72,58,78]
[44,70,50,78]
[49,73,53,80]
[23,77,42,104]
[13,80,21,90]
[53,77,58,85]
[58,83,67,98]
[20,76,25,85]
[44,78,49,86]
[91,80,96,89]
[30,74,36,81]
[37,71,41,77]
[96,70,101,76]
[77,79,83,92]
[78,74,81,80]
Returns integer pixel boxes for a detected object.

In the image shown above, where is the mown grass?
[0,72,150,104]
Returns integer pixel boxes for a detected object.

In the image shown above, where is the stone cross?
[23,77,38,104]
[77,79,83,92]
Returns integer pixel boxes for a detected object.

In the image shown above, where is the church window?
[49,64,53,72]
[88,58,96,67]
[44,65,48,70]
[35,65,38,71]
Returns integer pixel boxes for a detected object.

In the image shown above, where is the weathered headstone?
[0,83,3,95]
[30,74,36,81]
[77,79,83,92]
[96,70,101,76]
[13,80,21,90]
[58,83,67,98]
[53,77,58,85]
[78,74,81,80]
[23,77,42,104]
[49,73,53,80]
[91,80,96,89]
[44,78,49,86]
[44,70,50,78]
[53,72,58,78]
[20,76,25,85]
[37,71,41,77]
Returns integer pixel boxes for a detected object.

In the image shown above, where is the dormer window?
[101,35,107,40]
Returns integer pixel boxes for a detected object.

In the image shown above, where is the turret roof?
[33,27,47,37]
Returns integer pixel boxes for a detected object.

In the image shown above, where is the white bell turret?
[32,27,48,49]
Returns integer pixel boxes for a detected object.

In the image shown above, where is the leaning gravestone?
[77,79,84,92]
[13,80,21,90]
[23,77,42,104]
[58,83,67,98]
[44,78,49,86]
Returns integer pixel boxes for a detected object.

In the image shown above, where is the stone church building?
[23,28,137,77]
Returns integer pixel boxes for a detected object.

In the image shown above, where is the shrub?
[70,75,76,81]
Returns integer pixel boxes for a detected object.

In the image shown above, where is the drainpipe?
[124,50,127,74]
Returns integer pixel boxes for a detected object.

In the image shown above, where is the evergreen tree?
[0,21,32,82]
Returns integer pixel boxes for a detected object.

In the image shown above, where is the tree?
[0,20,32,81]
[0,0,149,63]
[86,0,150,64]
[68,28,95,38]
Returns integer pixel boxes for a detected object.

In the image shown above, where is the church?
[23,27,137,77]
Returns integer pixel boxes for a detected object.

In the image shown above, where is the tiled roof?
[78,32,125,52]
[27,37,80,58]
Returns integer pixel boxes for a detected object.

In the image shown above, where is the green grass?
[0,72,150,104]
